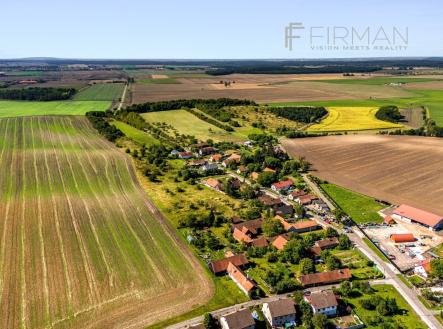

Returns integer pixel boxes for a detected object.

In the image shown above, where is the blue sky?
[1,0,442,59]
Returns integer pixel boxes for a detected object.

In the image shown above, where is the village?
[162,136,443,329]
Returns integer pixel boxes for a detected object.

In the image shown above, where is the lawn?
[73,83,125,101]
[344,284,428,329]
[307,106,403,132]
[0,100,110,118]
[142,109,244,142]
[110,120,160,146]
[320,184,384,223]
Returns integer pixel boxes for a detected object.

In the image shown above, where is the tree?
[283,239,308,264]
[293,203,306,218]
[338,234,352,250]
[325,227,338,238]
[257,171,277,187]
[299,258,315,274]
[313,313,330,329]
[203,313,218,329]
[262,217,284,237]
[431,259,443,279]
[339,280,352,297]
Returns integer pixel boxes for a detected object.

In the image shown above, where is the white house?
[262,299,296,328]
[304,290,338,317]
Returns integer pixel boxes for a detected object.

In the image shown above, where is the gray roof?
[222,309,255,329]
[306,290,338,309]
[266,299,296,318]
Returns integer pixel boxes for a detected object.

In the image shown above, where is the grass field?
[138,78,180,84]
[0,116,211,329]
[110,120,160,146]
[73,83,125,101]
[320,184,384,223]
[0,100,110,118]
[142,109,244,142]
[307,107,403,132]
[344,284,427,329]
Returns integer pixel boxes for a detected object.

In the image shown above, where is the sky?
[1,0,442,59]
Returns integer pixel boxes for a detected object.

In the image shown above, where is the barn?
[392,204,443,231]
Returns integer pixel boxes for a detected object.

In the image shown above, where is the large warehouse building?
[392,204,443,231]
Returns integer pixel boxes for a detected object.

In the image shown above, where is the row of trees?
[269,106,328,124]
[85,111,124,142]
[185,108,234,131]
[375,105,404,123]
[0,87,76,101]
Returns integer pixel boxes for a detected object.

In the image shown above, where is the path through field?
[0,116,212,329]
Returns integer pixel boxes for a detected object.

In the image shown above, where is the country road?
[117,83,128,111]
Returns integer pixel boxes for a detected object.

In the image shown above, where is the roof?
[315,237,339,249]
[232,218,263,236]
[221,309,255,329]
[265,299,296,318]
[299,268,351,286]
[271,180,293,190]
[272,234,290,250]
[391,233,415,243]
[305,290,338,310]
[393,204,443,228]
[258,195,282,206]
[275,205,294,215]
[210,254,249,274]
[227,262,255,293]
[205,178,222,189]
[211,154,223,161]
[251,172,260,180]
[179,151,193,157]
[188,159,206,166]
[293,220,320,230]
[384,215,395,224]
[298,194,318,205]
[237,165,247,172]
[233,227,253,243]
[249,237,269,248]
[290,190,306,198]
[263,167,276,173]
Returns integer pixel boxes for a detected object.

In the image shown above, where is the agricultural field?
[315,76,441,85]
[110,120,160,146]
[320,184,384,224]
[142,109,245,142]
[137,78,180,84]
[73,83,125,101]
[0,116,212,329]
[0,100,110,118]
[282,135,443,216]
[307,107,403,132]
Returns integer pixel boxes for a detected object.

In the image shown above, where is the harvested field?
[282,135,443,216]
[0,116,212,329]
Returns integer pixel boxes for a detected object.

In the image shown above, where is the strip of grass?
[320,184,384,223]
[344,284,428,329]
[363,238,390,262]
[0,100,111,118]
[73,83,125,101]
[397,274,413,288]
[316,77,440,85]
[110,120,159,146]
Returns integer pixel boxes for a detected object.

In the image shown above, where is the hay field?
[307,107,403,132]
[282,135,443,216]
[0,101,110,118]
[0,116,212,329]
[73,83,125,101]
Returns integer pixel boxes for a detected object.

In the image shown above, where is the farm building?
[280,219,322,234]
[227,262,256,296]
[209,254,249,275]
[298,268,351,287]
[262,299,297,328]
[220,309,255,329]
[390,233,415,243]
[304,290,338,316]
[392,204,443,231]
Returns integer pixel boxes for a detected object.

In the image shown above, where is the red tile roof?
[210,254,249,274]
[299,268,351,287]
[232,218,263,236]
[205,178,222,190]
[249,237,269,248]
[272,234,290,250]
[391,233,415,243]
[227,262,255,293]
[258,195,282,206]
[384,215,395,224]
[393,204,443,228]
[271,179,293,190]
[293,220,320,230]
[233,227,253,243]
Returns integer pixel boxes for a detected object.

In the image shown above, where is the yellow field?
[307,107,403,132]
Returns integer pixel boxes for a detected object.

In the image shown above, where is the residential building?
[220,309,255,329]
[288,189,306,201]
[274,204,294,217]
[272,234,291,251]
[227,262,256,296]
[248,237,269,248]
[304,290,338,316]
[271,180,293,192]
[199,146,216,156]
[201,162,219,172]
[251,172,260,181]
[262,299,297,328]
[204,178,223,191]
[237,165,247,175]
[178,151,194,159]
[414,260,432,279]
[257,195,282,207]
[392,204,443,231]
[279,219,321,234]
[210,153,223,162]
[296,194,318,206]
[231,219,263,237]
[312,199,330,212]
[298,268,351,287]
[310,237,339,256]
[222,154,242,167]
[209,254,249,275]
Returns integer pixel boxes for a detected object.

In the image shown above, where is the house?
[230,178,242,189]
[188,159,207,167]
[257,195,283,207]
[251,172,260,181]
[227,262,256,296]
[233,227,253,243]
[248,237,269,248]
[199,146,216,156]
[201,163,219,172]
[392,204,443,231]
[210,153,223,163]
[414,260,432,279]
[220,309,255,329]
[170,149,180,156]
[274,204,294,217]
[281,220,321,234]
[271,180,293,192]
[222,154,242,167]
[209,254,249,275]
[204,178,223,191]
[232,219,263,236]
[390,233,415,243]
[237,165,247,175]
[288,190,306,201]
[312,199,330,212]
[262,299,297,328]
[304,290,338,316]
[384,215,395,225]
[298,268,351,287]
[272,234,291,251]
[310,237,339,256]
[178,151,194,159]
[297,194,318,206]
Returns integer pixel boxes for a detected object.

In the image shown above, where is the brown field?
[130,74,412,103]
[282,135,443,216]
[0,116,212,329]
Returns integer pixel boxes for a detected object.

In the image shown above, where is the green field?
[0,116,211,328]
[111,120,160,146]
[142,109,243,142]
[344,284,427,329]
[0,100,110,118]
[307,106,402,132]
[138,78,180,84]
[320,184,384,223]
[73,83,125,101]
[316,77,440,85]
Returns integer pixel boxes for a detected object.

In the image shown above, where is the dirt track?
[282,135,443,216]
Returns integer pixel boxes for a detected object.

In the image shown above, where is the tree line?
[269,106,328,124]
[85,111,124,142]
[0,87,76,101]
[375,105,404,123]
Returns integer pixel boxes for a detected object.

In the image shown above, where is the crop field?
[0,100,111,118]
[282,135,443,216]
[307,107,403,132]
[0,116,212,329]
[142,109,244,142]
[73,83,125,101]
[315,76,441,85]
[110,120,160,146]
